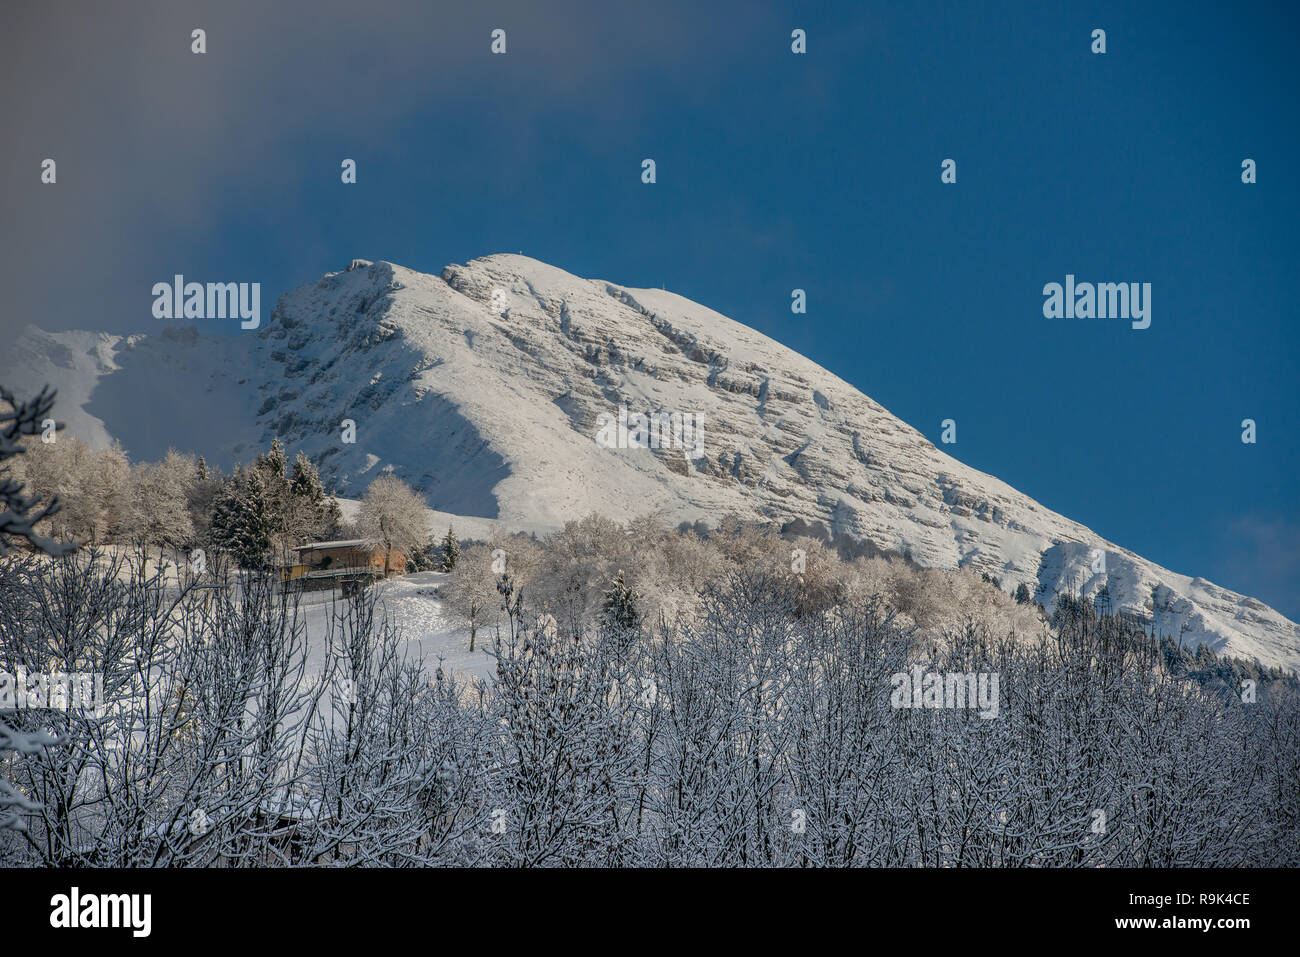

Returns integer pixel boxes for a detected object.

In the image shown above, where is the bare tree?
[356,475,427,576]
[125,448,196,568]
[443,544,501,652]
[0,385,75,835]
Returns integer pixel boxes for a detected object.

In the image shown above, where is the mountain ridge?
[5,253,1298,672]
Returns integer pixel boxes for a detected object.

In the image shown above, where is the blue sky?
[3,0,1297,617]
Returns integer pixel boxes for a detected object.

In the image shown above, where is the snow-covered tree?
[443,544,501,652]
[2,496,1297,866]
[14,433,129,545]
[0,385,74,557]
[210,464,277,569]
[125,448,196,564]
[252,438,295,559]
[528,514,632,633]
[0,384,74,833]
[0,547,331,862]
[287,450,342,545]
[208,439,342,569]
[404,533,441,572]
[440,524,460,571]
[357,474,428,576]
[484,583,643,866]
[186,455,225,547]
[600,569,641,635]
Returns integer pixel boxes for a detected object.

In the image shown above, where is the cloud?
[0,0,737,338]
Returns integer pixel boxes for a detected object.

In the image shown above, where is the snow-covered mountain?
[5,254,1298,672]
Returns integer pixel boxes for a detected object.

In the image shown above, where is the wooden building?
[279,539,406,594]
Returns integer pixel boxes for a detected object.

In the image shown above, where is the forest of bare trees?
[2,388,1297,867]
[1,542,1295,867]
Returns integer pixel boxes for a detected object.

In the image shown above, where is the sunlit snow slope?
[5,255,1297,671]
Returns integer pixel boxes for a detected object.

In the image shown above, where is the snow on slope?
[4,254,1298,672]
[5,326,124,449]
[299,571,495,686]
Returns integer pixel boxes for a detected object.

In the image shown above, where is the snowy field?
[99,545,496,687]
[293,572,491,696]
[297,571,496,686]
[84,549,497,722]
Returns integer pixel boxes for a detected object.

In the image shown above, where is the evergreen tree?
[289,450,320,502]
[441,524,460,572]
[322,494,343,538]
[406,534,441,572]
[1014,582,1032,605]
[601,569,640,634]
[253,438,293,557]
[288,450,342,544]
[210,438,343,566]
[210,464,275,569]
[187,456,224,549]
[257,437,287,486]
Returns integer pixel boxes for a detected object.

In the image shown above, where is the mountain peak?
[5,255,1298,672]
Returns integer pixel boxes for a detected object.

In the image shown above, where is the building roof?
[295,539,367,551]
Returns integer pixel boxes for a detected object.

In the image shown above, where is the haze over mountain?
[5,254,1298,672]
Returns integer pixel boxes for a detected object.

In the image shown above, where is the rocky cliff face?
[6,254,1298,671]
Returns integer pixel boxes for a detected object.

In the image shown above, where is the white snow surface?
[5,254,1298,672]
[298,571,495,687]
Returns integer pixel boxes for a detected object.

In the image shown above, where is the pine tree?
[258,438,287,485]
[322,494,343,538]
[406,534,441,572]
[288,450,342,544]
[601,569,640,634]
[289,450,322,503]
[441,524,460,572]
[253,439,293,558]
[187,456,224,549]
[211,438,340,565]
[1014,582,1032,605]
[0,385,76,558]
[210,464,275,569]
